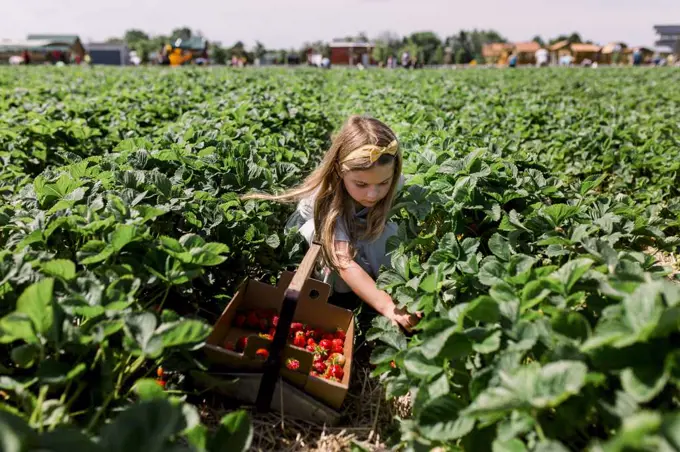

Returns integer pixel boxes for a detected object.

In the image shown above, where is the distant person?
[508,52,518,68]
[21,50,30,65]
[633,48,642,66]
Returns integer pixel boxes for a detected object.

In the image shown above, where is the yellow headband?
[339,140,399,166]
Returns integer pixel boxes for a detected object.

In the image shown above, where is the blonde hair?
[243,115,402,271]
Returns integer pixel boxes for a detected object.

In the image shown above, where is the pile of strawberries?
[222,308,347,382]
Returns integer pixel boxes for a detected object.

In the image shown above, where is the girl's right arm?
[334,241,420,332]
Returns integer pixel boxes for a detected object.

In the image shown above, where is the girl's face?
[342,162,395,209]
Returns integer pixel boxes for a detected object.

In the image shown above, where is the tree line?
[106,27,593,65]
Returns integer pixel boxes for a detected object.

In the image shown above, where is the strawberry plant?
[1,66,679,449]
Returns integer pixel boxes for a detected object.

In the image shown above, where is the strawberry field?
[1,66,680,451]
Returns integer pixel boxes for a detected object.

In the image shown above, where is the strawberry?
[269,327,277,337]
[322,333,335,341]
[290,322,303,333]
[156,366,165,378]
[307,338,316,347]
[255,348,269,360]
[313,360,327,374]
[310,328,324,340]
[246,311,259,329]
[236,336,248,352]
[332,338,344,348]
[332,344,344,354]
[306,344,316,353]
[234,314,246,328]
[305,328,315,338]
[285,358,300,371]
[328,364,344,380]
[272,315,279,327]
[293,331,306,348]
[310,370,321,377]
[156,379,166,388]
[335,328,346,341]
[329,353,346,366]
[319,339,332,351]
[223,340,235,351]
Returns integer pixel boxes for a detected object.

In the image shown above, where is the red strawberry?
[319,339,332,351]
[311,328,324,340]
[335,329,346,341]
[285,358,300,371]
[306,344,316,353]
[246,311,259,329]
[290,322,303,332]
[234,314,246,328]
[328,364,344,380]
[307,338,316,347]
[156,366,165,379]
[293,331,306,348]
[255,348,269,360]
[332,338,344,348]
[156,379,166,388]
[313,360,327,374]
[236,336,248,352]
[272,316,279,327]
[269,327,277,337]
[223,341,235,351]
[305,328,315,338]
[332,344,344,354]
[322,333,335,341]
[310,371,320,377]
[329,353,346,366]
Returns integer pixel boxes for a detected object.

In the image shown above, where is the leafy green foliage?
[1,66,679,449]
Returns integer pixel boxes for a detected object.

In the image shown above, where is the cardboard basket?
[201,243,354,421]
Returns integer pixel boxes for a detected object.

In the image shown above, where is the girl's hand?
[389,306,422,333]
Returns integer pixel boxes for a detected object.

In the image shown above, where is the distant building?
[513,41,541,65]
[0,34,85,64]
[482,42,513,65]
[654,25,680,50]
[329,41,374,66]
[85,42,130,66]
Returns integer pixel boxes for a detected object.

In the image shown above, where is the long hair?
[242,115,402,271]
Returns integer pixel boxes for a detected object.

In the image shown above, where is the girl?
[244,115,420,332]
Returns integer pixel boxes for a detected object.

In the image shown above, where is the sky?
[2,0,678,49]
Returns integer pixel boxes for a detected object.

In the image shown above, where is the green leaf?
[16,278,54,336]
[661,413,680,449]
[0,410,36,452]
[471,329,502,354]
[98,400,187,452]
[552,312,591,342]
[133,379,168,400]
[208,410,253,452]
[37,361,87,385]
[158,319,210,349]
[110,225,139,252]
[36,429,102,452]
[492,438,527,452]
[265,234,280,249]
[620,365,670,403]
[404,349,443,379]
[420,325,456,359]
[40,259,76,281]
[124,313,163,358]
[489,233,512,261]
[418,395,475,441]
[549,259,593,294]
[463,361,588,416]
[10,344,40,368]
[0,313,38,344]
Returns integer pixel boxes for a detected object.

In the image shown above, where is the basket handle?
[255,242,322,412]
